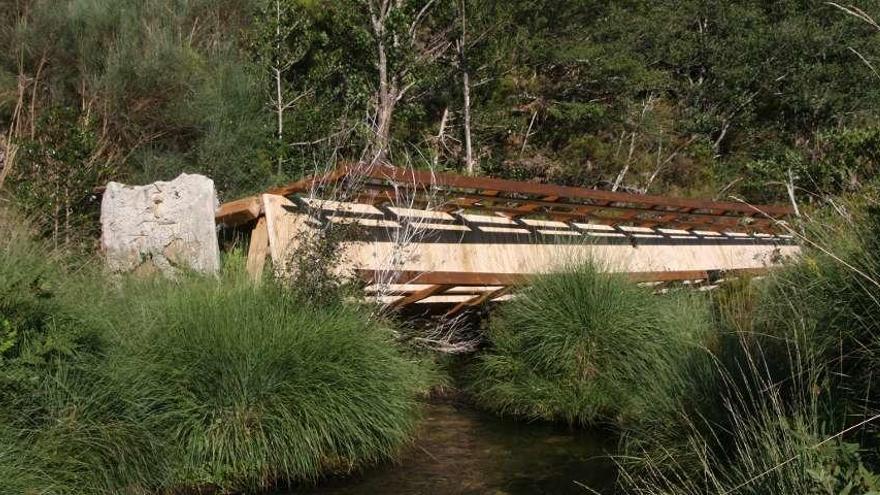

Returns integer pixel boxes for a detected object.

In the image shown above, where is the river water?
[288,401,617,495]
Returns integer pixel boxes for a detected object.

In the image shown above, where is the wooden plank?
[216,196,261,227]
[357,269,527,286]
[245,216,270,283]
[388,284,452,309]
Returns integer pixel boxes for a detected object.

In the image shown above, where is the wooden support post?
[216,196,262,227]
[246,216,270,283]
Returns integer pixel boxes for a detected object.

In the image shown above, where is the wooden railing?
[217,162,794,234]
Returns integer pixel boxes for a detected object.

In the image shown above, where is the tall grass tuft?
[0,209,162,493]
[0,212,434,493]
[467,262,712,426]
[92,269,433,491]
[619,206,880,494]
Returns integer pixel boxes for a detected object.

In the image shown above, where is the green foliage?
[10,107,106,249]
[3,0,269,201]
[468,262,711,426]
[246,0,315,175]
[809,441,880,495]
[0,208,98,377]
[5,0,880,210]
[285,222,362,304]
[92,271,431,490]
[740,127,880,202]
[618,203,880,494]
[621,405,875,494]
[0,218,433,493]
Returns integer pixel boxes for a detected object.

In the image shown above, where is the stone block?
[100,174,220,275]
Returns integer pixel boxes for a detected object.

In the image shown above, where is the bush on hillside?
[0,209,101,393]
[467,263,712,426]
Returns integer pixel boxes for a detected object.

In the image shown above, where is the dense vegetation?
[4,0,880,247]
[6,1,880,493]
[618,209,880,494]
[465,205,880,493]
[468,263,711,426]
[0,214,432,493]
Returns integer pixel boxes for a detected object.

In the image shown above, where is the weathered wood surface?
[260,193,799,311]
[245,216,269,282]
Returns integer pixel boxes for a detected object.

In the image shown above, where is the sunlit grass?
[468,262,712,426]
[0,212,434,493]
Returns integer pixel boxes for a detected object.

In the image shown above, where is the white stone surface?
[100,174,220,275]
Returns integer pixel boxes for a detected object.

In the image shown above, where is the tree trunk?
[612,132,636,192]
[459,1,475,175]
[371,27,395,164]
[433,107,449,167]
[275,67,284,175]
[274,0,284,175]
[462,69,473,175]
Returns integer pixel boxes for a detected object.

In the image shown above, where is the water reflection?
[287,401,617,495]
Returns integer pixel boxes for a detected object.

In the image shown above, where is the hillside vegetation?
[3,1,880,247]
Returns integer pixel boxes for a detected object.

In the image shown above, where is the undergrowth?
[467,262,712,426]
[618,205,880,494]
[0,211,433,494]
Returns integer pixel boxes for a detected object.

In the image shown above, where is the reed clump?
[0,212,432,494]
[618,207,880,494]
[467,262,712,426]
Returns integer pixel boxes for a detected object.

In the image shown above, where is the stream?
[288,401,618,495]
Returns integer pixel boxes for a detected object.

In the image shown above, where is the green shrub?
[0,209,101,395]
[619,206,880,494]
[0,217,433,493]
[467,263,712,426]
[89,271,430,491]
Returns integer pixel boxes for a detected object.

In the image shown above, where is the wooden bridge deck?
[217,163,797,316]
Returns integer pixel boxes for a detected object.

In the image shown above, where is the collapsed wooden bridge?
[217,162,798,316]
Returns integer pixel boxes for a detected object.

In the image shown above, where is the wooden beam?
[267,163,355,197]
[388,284,452,310]
[445,286,512,317]
[365,288,495,297]
[361,164,794,217]
[216,196,261,227]
[359,267,770,289]
[357,270,527,287]
[245,217,270,283]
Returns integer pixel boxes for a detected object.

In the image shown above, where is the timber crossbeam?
[355,268,770,317]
